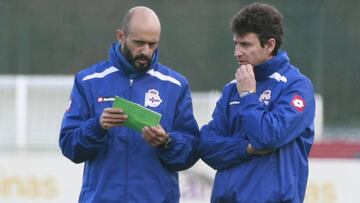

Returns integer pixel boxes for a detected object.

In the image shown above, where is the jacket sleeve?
[59,75,107,163]
[156,84,200,171]
[239,79,315,150]
[198,90,251,171]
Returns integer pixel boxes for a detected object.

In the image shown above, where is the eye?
[134,40,145,46]
[149,42,157,49]
[240,42,252,48]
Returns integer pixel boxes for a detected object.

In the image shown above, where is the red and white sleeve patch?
[66,98,72,112]
[291,94,306,112]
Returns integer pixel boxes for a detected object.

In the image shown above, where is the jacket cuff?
[84,115,108,139]
[158,133,176,151]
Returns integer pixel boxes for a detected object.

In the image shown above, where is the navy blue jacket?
[199,51,315,203]
[59,43,200,203]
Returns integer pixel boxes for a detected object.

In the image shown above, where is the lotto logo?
[291,95,305,112]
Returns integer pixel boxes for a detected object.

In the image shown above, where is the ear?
[116,29,125,44]
[265,38,276,55]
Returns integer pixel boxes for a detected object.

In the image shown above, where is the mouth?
[236,57,247,65]
[237,60,248,65]
[136,57,151,66]
[137,59,148,64]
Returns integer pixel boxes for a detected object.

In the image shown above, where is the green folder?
[112,96,161,132]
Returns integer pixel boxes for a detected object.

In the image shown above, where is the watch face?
[240,91,254,97]
[164,136,172,148]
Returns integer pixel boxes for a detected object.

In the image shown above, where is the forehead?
[126,31,160,43]
[126,14,161,42]
[126,26,160,43]
[233,33,260,43]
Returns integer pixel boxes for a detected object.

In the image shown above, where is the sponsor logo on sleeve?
[97,97,115,103]
[66,99,72,112]
[229,101,240,105]
[291,94,306,112]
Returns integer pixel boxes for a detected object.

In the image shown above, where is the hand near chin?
[235,64,256,94]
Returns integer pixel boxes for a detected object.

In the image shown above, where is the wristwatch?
[240,90,255,98]
[163,134,172,149]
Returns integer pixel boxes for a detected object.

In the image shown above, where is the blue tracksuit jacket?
[59,43,200,203]
[199,51,315,203]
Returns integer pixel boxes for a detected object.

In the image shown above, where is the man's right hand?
[235,64,257,95]
[247,143,274,155]
[100,108,128,129]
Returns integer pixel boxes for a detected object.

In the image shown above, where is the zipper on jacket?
[129,79,133,88]
[125,78,133,203]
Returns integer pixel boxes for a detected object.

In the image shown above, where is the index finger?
[104,107,124,114]
[244,64,253,72]
[244,64,255,77]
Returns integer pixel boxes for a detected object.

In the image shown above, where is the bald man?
[59,6,200,203]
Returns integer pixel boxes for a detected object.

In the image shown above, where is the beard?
[122,43,152,72]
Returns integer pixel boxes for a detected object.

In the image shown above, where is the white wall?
[305,159,360,203]
[1,152,360,203]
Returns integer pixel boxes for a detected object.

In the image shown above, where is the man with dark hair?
[59,6,199,203]
[199,3,315,203]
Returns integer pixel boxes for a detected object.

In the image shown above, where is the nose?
[234,45,243,57]
[140,43,151,56]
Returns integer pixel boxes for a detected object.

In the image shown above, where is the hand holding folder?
[112,96,161,131]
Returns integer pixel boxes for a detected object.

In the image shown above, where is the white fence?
[0,75,323,149]
[0,75,224,149]
[0,75,330,203]
[0,76,75,148]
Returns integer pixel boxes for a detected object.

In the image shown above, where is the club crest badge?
[259,90,272,105]
[145,89,162,107]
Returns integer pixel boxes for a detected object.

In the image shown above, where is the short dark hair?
[230,3,284,55]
